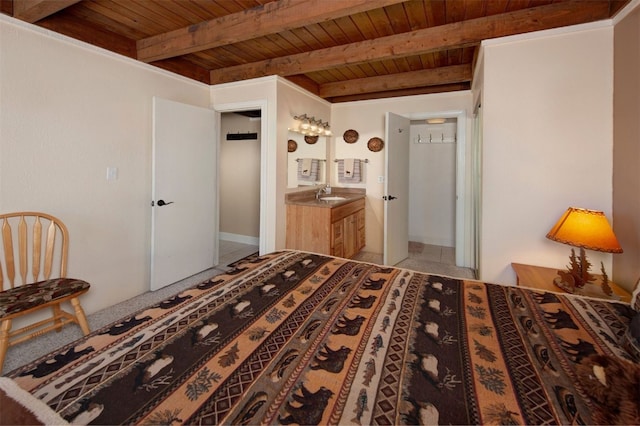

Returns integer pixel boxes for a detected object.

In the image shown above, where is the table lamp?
[546,207,622,295]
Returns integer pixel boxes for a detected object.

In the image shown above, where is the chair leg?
[0,319,12,373]
[52,303,64,332]
[70,297,90,335]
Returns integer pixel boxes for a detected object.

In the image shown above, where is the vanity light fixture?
[426,118,446,124]
[292,114,332,137]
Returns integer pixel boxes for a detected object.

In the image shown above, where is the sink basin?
[320,196,347,201]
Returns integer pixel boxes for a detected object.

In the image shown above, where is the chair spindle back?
[0,212,69,291]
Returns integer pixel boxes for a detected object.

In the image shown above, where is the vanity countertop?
[285,187,366,208]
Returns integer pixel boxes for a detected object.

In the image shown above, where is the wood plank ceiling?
[2,0,630,103]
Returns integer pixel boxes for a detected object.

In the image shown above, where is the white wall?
[0,15,211,314]
[219,113,260,242]
[211,77,331,250]
[612,1,640,290]
[330,92,473,255]
[278,80,331,192]
[480,22,615,285]
[211,78,278,252]
[409,122,457,247]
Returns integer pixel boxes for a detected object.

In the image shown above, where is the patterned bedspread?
[6,250,635,425]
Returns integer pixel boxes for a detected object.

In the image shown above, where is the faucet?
[316,184,328,200]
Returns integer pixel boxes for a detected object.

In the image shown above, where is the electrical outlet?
[377,175,384,183]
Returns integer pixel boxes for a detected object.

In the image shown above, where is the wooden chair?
[0,212,90,371]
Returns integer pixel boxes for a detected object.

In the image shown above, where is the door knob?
[383,195,397,201]
[156,199,174,206]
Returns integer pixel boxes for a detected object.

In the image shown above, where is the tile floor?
[353,241,476,279]
[218,239,259,269]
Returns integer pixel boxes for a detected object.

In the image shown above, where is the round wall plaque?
[343,129,359,143]
[304,135,319,144]
[367,137,384,152]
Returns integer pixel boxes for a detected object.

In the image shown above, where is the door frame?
[213,100,271,256]
[404,109,469,268]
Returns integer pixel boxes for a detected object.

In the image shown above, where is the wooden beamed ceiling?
[2,0,631,103]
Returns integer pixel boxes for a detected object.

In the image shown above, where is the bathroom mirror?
[287,132,327,188]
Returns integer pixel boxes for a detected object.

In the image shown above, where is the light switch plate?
[106,167,118,180]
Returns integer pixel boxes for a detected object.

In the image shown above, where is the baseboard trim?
[220,232,259,245]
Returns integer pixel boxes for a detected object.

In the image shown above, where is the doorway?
[218,111,261,266]
[408,118,457,249]
[383,110,473,270]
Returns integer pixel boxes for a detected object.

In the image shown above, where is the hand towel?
[344,158,355,178]
[338,159,362,183]
[300,158,312,177]
[298,159,319,182]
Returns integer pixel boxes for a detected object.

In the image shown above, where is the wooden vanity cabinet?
[286,198,365,258]
[355,208,365,253]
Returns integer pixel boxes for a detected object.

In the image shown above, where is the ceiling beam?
[137,0,408,63]
[12,0,81,23]
[319,64,472,98]
[209,0,610,84]
[285,75,320,96]
[37,14,137,58]
[152,59,211,85]
[328,83,470,103]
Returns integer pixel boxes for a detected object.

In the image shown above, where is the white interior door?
[383,112,410,265]
[151,97,217,291]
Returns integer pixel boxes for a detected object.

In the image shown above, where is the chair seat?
[0,279,90,319]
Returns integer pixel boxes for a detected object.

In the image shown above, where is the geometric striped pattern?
[6,251,636,425]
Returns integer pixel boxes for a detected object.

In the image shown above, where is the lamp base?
[553,274,620,301]
[553,275,577,294]
[553,248,616,298]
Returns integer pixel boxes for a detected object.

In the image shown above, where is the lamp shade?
[546,207,623,253]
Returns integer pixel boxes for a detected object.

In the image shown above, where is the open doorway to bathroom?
[401,117,473,278]
[408,117,457,258]
[218,111,261,267]
[356,113,475,279]
[402,116,474,277]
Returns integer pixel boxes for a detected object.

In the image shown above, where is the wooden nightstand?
[511,262,631,303]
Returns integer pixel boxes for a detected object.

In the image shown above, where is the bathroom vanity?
[285,189,365,258]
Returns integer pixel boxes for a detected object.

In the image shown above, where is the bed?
[2,250,638,425]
